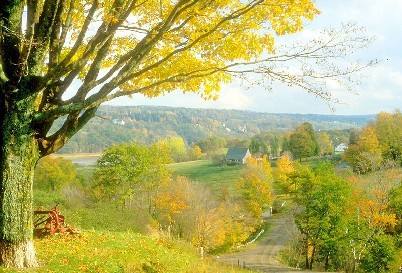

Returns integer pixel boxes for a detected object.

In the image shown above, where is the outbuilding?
[335,143,348,154]
[225,148,251,165]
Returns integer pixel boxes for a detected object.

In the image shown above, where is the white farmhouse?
[335,143,348,154]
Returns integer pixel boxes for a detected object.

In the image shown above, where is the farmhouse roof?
[226,147,250,160]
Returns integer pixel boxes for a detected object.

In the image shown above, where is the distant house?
[226,148,251,165]
[335,143,348,154]
[112,119,126,126]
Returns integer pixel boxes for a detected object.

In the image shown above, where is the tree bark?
[305,239,310,269]
[0,89,39,268]
[310,245,315,270]
[324,253,329,271]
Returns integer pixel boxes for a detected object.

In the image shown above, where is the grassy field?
[3,232,254,273]
[20,159,256,273]
[170,160,244,192]
[347,167,402,190]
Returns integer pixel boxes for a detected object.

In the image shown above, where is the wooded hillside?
[57,106,373,153]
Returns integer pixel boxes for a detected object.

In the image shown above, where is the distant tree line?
[56,106,369,154]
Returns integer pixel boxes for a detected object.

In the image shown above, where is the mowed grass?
[170,160,244,192]
[2,232,255,273]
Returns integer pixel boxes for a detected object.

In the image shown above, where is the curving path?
[218,210,320,273]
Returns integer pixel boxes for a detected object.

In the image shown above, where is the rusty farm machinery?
[33,206,78,238]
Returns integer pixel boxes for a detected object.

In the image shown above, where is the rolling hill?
[57,105,374,153]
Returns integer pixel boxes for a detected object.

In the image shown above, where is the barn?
[225,148,251,165]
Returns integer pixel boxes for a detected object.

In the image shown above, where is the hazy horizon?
[101,104,383,117]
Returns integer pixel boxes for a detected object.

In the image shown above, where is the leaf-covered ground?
[2,231,254,273]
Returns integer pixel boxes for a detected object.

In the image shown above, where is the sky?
[107,0,402,115]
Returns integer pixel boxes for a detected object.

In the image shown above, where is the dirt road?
[218,210,308,273]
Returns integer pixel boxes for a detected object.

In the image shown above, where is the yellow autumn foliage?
[237,156,273,218]
[64,0,319,99]
[357,127,382,155]
[350,188,397,230]
[275,154,295,191]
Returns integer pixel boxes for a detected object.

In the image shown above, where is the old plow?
[33,206,79,238]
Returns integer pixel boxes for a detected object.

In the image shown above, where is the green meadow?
[169,160,245,192]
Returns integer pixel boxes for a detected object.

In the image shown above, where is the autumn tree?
[34,156,79,192]
[237,156,273,219]
[92,143,171,205]
[374,111,402,166]
[358,127,381,154]
[156,136,187,162]
[288,122,319,160]
[293,163,351,270]
[156,176,254,252]
[154,176,189,234]
[344,126,382,173]
[345,112,402,173]
[342,181,397,272]
[0,0,373,267]
[188,144,202,160]
[317,132,333,156]
[289,163,398,271]
[275,153,295,192]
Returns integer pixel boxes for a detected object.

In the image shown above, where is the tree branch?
[49,0,68,67]
[61,0,200,105]
[27,0,62,75]
[50,0,139,100]
[38,106,98,156]
[56,0,100,70]
[0,0,24,82]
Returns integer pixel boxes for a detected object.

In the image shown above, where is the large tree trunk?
[0,91,39,268]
